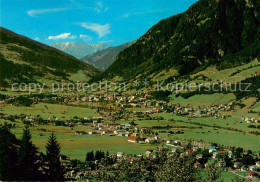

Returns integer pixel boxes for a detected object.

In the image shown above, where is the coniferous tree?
[18,125,42,180]
[106,151,109,158]
[0,123,19,181]
[44,132,65,181]
[95,150,105,160]
[86,151,94,161]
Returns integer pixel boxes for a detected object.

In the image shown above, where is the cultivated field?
[1,99,259,161]
[1,103,98,120]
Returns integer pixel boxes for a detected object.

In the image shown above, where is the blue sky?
[1,0,198,46]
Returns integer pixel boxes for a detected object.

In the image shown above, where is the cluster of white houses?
[173,103,233,119]
[85,121,159,144]
[28,93,235,120]
[241,116,260,124]
[164,139,260,176]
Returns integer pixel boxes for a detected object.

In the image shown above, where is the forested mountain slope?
[98,0,259,81]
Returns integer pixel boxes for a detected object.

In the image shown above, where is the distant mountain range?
[0,27,100,87]
[81,41,135,71]
[51,42,110,59]
[97,0,259,80]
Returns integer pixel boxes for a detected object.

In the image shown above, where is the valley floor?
[0,90,259,180]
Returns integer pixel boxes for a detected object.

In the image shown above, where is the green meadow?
[1,103,98,120]
[252,101,260,111]
[191,59,259,83]
[164,127,260,151]
[33,135,157,161]
[0,102,157,161]
[128,112,260,151]
[5,123,158,161]
[200,171,243,182]
[1,101,259,161]
[170,93,236,106]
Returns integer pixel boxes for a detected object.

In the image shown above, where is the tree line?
[0,123,65,181]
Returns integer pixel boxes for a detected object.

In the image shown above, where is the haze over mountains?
[81,41,135,71]
[51,42,110,59]
[97,0,259,81]
[0,27,99,87]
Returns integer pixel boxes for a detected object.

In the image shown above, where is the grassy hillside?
[0,27,100,87]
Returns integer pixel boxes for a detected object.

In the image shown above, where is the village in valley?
[1,0,260,180]
[0,89,259,180]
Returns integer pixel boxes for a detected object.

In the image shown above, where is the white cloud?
[27,8,69,17]
[80,22,111,38]
[48,33,76,40]
[121,9,172,19]
[27,2,107,17]
[121,13,137,19]
[79,34,92,41]
[34,37,40,41]
[94,1,102,13]
[94,1,108,13]
[96,1,103,8]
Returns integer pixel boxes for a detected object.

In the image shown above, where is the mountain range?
[1,0,259,89]
[51,42,110,59]
[0,27,99,87]
[97,0,259,81]
[81,41,135,71]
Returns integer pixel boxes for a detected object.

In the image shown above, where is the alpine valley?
[0,0,260,181]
